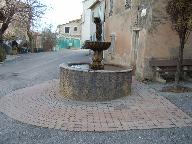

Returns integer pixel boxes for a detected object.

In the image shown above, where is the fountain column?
[90,17,104,70]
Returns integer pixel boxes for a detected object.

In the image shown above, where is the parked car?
[2,43,12,55]
[19,47,29,54]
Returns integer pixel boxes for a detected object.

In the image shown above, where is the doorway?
[131,30,140,74]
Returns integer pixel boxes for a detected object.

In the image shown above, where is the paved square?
[0,79,191,132]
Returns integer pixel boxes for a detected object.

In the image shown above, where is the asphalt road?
[0,50,192,144]
[0,50,89,98]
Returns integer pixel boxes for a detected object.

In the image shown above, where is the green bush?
[0,46,6,62]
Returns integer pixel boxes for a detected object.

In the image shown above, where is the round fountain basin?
[59,63,132,101]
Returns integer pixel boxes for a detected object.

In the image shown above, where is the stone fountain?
[59,17,132,101]
[83,17,111,70]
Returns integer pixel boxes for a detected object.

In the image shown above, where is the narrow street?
[0,50,192,144]
[0,49,89,97]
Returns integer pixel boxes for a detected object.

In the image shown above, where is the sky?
[39,0,83,31]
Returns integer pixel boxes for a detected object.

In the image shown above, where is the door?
[73,39,81,48]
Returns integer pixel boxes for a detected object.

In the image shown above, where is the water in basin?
[70,63,127,71]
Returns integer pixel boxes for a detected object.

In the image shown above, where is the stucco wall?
[34,34,42,49]
[104,0,192,80]
[136,0,192,79]
[104,0,132,66]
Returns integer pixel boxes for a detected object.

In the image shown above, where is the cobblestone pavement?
[0,50,192,143]
[0,79,191,132]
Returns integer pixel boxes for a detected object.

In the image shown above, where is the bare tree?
[166,0,192,85]
[0,0,46,48]
[41,26,57,52]
[23,0,46,52]
[0,0,18,44]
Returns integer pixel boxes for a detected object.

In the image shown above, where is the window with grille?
[125,0,131,9]
[65,27,70,33]
[109,0,113,16]
[74,27,77,31]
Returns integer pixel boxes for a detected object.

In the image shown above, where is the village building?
[104,0,141,77]
[33,32,42,52]
[57,19,82,49]
[84,0,192,80]
[88,0,105,41]
[81,0,97,42]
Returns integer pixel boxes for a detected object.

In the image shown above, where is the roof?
[57,18,82,28]
[68,18,81,24]
[88,0,100,9]
[82,0,90,3]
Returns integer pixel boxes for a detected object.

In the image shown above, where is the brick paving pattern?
[0,79,192,132]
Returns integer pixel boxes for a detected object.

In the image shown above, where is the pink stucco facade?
[104,0,192,80]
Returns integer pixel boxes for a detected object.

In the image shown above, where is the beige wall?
[104,0,132,66]
[136,0,192,79]
[34,34,42,49]
[145,24,192,59]
[104,0,192,80]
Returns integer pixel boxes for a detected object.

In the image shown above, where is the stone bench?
[149,58,192,82]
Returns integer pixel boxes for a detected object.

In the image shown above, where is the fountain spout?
[94,17,102,41]
[84,17,111,70]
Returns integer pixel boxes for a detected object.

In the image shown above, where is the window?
[74,27,77,31]
[65,27,70,33]
[109,0,113,16]
[125,0,131,9]
[92,12,94,22]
